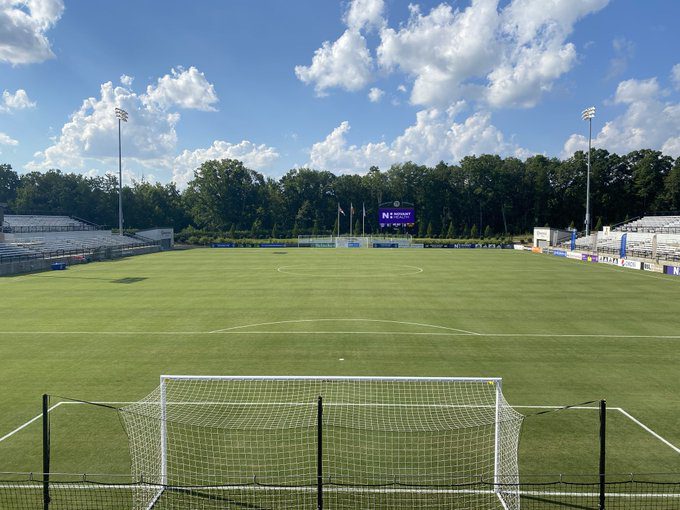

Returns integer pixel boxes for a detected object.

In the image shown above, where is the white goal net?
[120,376,523,509]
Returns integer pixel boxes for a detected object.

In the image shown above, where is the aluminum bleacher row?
[619,215,680,233]
[0,215,148,261]
[569,216,680,262]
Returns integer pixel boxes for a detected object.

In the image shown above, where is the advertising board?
[378,208,415,227]
[581,254,598,263]
[618,259,641,270]
[599,256,619,265]
[664,265,680,276]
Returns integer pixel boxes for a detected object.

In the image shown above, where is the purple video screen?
[379,208,415,226]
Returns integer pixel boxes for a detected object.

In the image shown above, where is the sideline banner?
[425,243,514,249]
[552,249,567,257]
[211,243,235,248]
[566,251,582,260]
[618,259,641,270]
[581,254,598,263]
[599,255,619,266]
[643,262,663,273]
[664,265,680,276]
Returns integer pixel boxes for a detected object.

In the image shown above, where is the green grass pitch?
[0,247,679,478]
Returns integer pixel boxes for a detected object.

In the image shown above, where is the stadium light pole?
[115,107,128,236]
[581,106,595,236]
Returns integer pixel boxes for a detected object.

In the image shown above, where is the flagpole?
[350,203,353,237]
[362,202,365,236]
[337,204,340,238]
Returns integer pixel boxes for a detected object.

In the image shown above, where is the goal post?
[120,376,523,510]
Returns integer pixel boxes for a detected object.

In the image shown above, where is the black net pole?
[317,396,323,510]
[599,399,606,510]
[42,394,50,510]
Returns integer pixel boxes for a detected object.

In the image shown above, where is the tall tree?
[184,159,265,230]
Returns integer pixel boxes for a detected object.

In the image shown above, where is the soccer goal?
[119,376,523,510]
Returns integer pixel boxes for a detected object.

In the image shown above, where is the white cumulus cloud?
[308,108,530,173]
[1,88,36,112]
[379,1,499,107]
[295,0,384,96]
[144,67,218,111]
[295,29,373,96]
[173,140,280,188]
[298,0,608,109]
[345,0,385,31]
[120,74,134,87]
[0,131,19,146]
[368,87,384,102]
[0,0,64,64]
[27,67,220,173]
[563,74,680,158]
[671,64,680,91]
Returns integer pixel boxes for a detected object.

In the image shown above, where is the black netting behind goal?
[2,475,680,509]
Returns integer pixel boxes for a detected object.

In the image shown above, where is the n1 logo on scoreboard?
[379,208,415,227]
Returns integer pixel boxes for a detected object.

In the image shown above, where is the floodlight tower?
[582,106,595,236]
[115,107,128,236]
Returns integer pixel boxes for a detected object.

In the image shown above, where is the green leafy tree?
[470,224,479,238]
[426,221,433,238]
[0,164,20,206]
[484,225,492,238]
[184,159,265,230]
[447,221,455,239]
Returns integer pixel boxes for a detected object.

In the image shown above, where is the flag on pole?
[338,204,345,216]
[362,203,366,217]
[351,204,355,215]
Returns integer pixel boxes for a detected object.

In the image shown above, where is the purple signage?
[581,253,598,263]
[664,265,680,276]
[379,208,415,227]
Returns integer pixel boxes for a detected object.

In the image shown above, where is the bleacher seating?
[3,215,96,232]
[14,232,145,255]
[619,216,680,233]
[0,243,39,260]
[1,215,149,260]
[566,217,680,262]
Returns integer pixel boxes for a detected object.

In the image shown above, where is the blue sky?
[1,0,679,187]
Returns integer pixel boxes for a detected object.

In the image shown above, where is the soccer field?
[0,247,679,480]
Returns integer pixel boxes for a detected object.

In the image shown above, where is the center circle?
[277,264,423,277]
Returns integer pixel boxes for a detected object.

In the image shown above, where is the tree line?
[2,148,680,239]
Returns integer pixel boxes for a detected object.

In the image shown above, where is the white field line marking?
[210,319,479,335]
[276,264,423,277]
[0,402,63,443]
[617,408,680,455]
